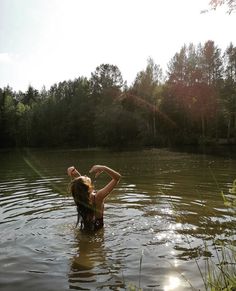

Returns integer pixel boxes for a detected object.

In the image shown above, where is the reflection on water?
[69,230,126,290]
[0,148,235,290]
[69,231,105,288]
[164,276,181,291]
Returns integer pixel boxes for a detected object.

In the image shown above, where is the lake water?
[0,148,235,291]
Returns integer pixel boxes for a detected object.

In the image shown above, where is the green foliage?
[165,41,223,141]
[90,64,123,97]
[221,180,236,207]
[1,42,236,148]
[229,179,236,194]
[204,177,236,291]
[206,239,236,291]
[127,284,142,291]
[94,104,143,147]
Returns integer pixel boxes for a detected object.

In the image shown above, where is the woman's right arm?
[67,166,81,178]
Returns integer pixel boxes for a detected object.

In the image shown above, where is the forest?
[1,40,236,148]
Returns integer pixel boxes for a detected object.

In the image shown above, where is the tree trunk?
[153,111,156,139]
[227,115,231,142]
[201,114,205,138]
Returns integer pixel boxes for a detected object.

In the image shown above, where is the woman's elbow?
[116,173,121,182]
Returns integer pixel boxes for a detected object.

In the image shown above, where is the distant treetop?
[209,0,236,13]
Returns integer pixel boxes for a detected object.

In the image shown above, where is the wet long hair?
[70,177,95,230]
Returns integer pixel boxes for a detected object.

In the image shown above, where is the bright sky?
[0,0,235,92]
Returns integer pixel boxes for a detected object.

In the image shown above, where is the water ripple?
[1,148,235,291]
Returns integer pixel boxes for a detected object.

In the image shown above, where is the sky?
[0,0,235,92]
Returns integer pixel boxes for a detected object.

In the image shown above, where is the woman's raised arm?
[67,166,81,178]
[89,165,121,200]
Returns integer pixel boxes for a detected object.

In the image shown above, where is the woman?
[67,165,121,231]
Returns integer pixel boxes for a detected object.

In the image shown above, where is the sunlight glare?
[164,276,181,291]
[169,223,182,230]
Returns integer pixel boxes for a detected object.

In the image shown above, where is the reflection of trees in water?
[68,229,125,290]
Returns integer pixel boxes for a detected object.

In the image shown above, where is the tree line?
[1,40,236,148]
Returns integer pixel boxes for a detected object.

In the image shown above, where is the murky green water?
[0,148,235,291]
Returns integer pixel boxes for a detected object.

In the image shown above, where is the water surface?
[0,148,235,290]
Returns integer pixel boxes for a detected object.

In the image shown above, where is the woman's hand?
[89,165,104,178]
[90,165,121,201]
[89,165,121,181]
[67,166,81,178]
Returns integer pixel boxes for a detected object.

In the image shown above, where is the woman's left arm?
[89,165,121,200]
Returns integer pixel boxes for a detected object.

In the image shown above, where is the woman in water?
[67,165,121,231]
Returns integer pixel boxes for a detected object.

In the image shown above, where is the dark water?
[0,148,235,291]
